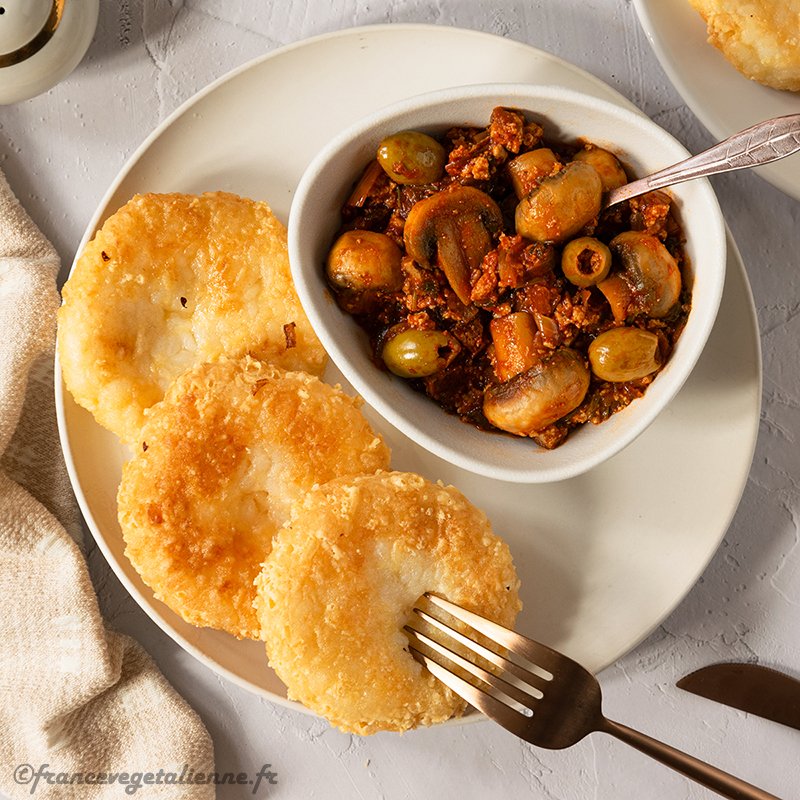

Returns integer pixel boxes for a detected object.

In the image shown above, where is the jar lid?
[0,0,99,104]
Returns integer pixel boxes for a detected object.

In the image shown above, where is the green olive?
[382,329,458,378]
[561,236,612,287]
[377,131,446,185]
[326,230,403,292]
[589,327,662,382]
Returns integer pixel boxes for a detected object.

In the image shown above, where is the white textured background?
[3,1,800,797]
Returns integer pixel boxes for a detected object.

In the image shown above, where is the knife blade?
[677,663,800,731]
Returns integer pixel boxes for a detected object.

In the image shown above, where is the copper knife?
[678,663,800,731]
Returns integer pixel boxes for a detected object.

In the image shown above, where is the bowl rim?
[288,82,726,483]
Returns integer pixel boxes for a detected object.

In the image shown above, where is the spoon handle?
[605,113,800,207]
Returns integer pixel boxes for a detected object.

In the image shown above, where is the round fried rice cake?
[59,192,326,444]
[689,0,800,91]
[256,471,521,734]
[117,357,390,640]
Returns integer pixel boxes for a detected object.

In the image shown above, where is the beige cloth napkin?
[0,170,215,798]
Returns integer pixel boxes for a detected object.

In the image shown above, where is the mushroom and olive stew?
[325,107,690,449]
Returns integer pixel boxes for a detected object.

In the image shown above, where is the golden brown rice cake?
[117,357,390,639]
[689,0,800,91]
[59,192,326,444]
[256,471,521,734]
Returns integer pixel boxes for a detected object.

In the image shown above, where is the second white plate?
[634,0,800,201]
[56,24,762,716]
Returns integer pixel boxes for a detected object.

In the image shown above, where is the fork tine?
[405,625,538,711]
[413,608,547,695]
[408,645,532,738]
[424,593,563,676]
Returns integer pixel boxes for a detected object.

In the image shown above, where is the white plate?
[633,0,800,201]
[55,24,761,716]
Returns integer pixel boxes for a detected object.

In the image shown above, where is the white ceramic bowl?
[288,84,726,483]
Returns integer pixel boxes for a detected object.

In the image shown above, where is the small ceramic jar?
[0,0,99,104]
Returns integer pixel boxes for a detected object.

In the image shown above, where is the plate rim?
[54,21,763,720]
[65,22,644,262]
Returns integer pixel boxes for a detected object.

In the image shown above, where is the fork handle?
[599,717,784,800]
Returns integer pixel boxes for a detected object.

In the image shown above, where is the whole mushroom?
[483,348,590,436]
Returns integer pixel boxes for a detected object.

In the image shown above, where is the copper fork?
[405,594,783,800]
